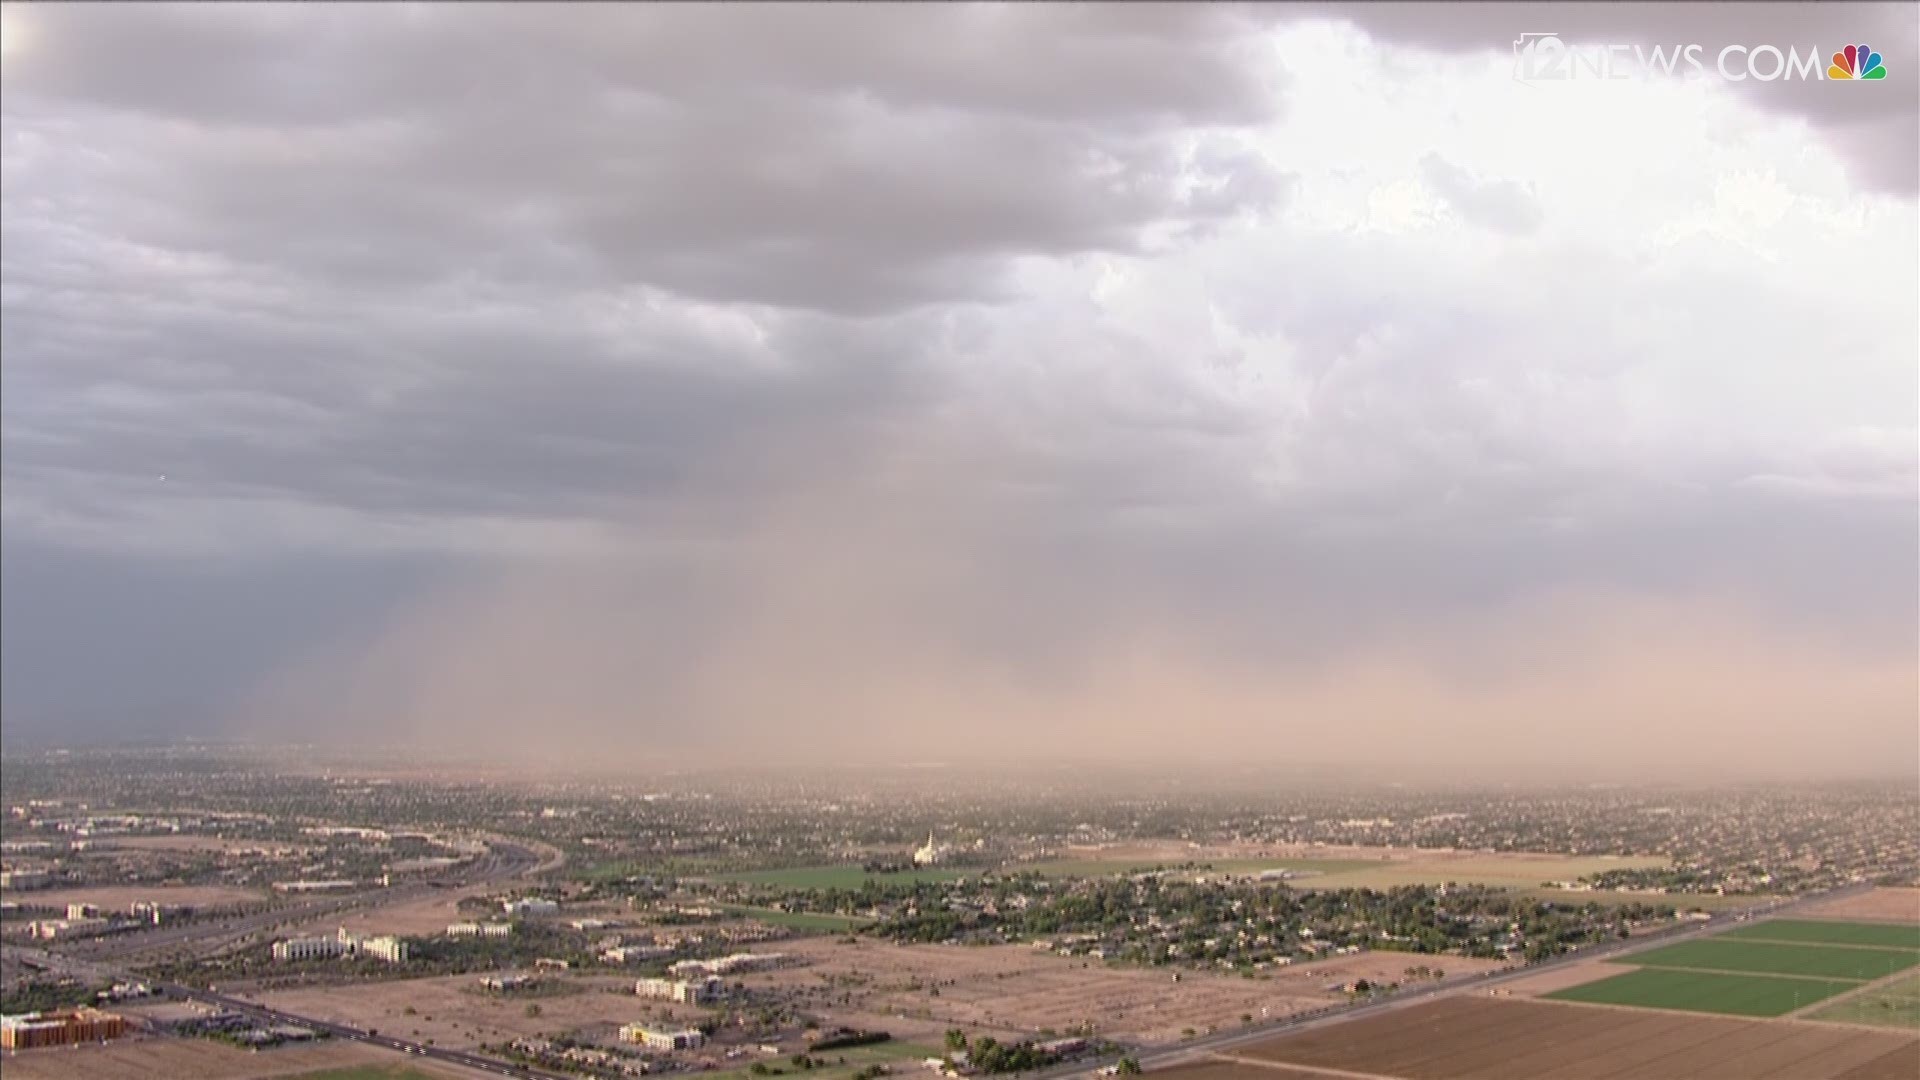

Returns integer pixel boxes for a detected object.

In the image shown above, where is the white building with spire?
[912,830,952,866]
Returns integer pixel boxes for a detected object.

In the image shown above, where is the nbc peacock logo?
[1828,43,1887,80]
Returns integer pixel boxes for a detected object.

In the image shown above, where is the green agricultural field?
[714,865,977,889]
[1620,938,1920,982]
[1720,919,1920,951]
[1810,974,1920,1030]
[723,905,873,931]
[1547,968,1861,1017]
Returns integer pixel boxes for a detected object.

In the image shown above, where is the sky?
[2,3,1915,778]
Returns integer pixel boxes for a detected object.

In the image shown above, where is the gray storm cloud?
[2,3,1914,776]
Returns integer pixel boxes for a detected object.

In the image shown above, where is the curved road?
[15,837,558,1079]
[64,841,544,965]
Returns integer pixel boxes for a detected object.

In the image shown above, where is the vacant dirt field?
[1276,951,1505,991]
[1226,995,1920,1079]
[1047,841,1388,864]
[1,884,268,910]
[1288,855,1668,892]
[255,972,689,1052]
[737,937,1503,1047]
[1797,888,1920,924]
[1152,1062,1358,1080]
[1040,842,1666,892]
[289,889,486,938]
[1494,958,1618,997]
[0,1034,475,1080]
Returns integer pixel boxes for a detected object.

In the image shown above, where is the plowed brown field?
[1158,996,1920,1079]
[1795,889,1920,924]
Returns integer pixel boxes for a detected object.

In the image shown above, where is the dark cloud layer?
[3,3,1288,312]
[1,3,1913,776]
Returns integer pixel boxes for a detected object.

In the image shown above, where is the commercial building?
[26,917,109,940]
[668,952,786,979]
[272,879,356,894]
[271,927,407,963]
[301,826,389,841]
[448,921,514,938]
[502,897,559,917]
[619,1024,707,1051]
[480,973,537,992]
[271,935,348,962]
[357,933,409,963]
[635,975,723,1004]
[130,901,176,925]
[0,869,50,890]
[1,1008,127,1050]
[387,856,461,874]
[602,944,672,964]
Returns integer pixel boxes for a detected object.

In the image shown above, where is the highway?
[12,837,559,1079]
[62,840,543,965]
[1045,883,1873,1078]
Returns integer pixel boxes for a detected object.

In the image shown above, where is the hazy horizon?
[7,740,1919,791]
[3,3,1916,781]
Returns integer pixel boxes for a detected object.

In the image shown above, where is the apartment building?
[0,1008,127,1049]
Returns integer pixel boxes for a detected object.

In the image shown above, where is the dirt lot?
[1042,842,1665,891]
[1493,958,1618,997]
[0,1033,474,1080]
[1798,888,1920,924]
[1048,841,1378,863]
[255,972,692,1052]
[288,889,488,938]
[1152,1064,1349,1080]
[736,937,1505,1047]
[1,884,268,910]
[1221,995,1920,1079]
